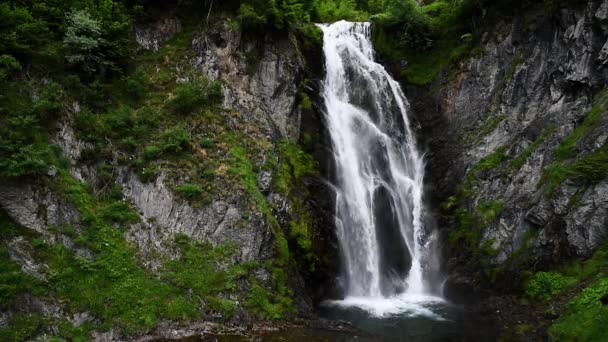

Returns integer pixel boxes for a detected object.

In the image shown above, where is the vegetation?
[526,271,576,301]
[523,243,608,341]
[542,92,608,197]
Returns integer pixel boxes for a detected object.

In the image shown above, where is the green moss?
[42,171,239,333]
[400,37,473,86]
[100,201,140,224]
[273,140,317,195]
[299,92,313,110]
[229,145,272,217]
[228,145,294,319]
[449,200,504,254]
[175,183,203,199]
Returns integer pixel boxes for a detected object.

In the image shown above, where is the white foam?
[323,293,446,319]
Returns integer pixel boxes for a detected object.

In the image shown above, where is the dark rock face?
[407,0,608,280]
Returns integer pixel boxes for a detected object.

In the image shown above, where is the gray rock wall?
[412,0,608,270]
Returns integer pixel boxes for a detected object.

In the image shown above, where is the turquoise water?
[318,299,498,341]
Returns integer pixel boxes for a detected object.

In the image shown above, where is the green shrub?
[0,314,45,341]
[549,278,608,341]
[143,145,162,160]
[167,78,222,115]
[123,68,149,104]
[160,127,190,153]
[246,283,291,320]
[100,201,140,224]
[315,0,368,22]
[199,137,215,149]
[175,183,203,199]
[526,271,577,301]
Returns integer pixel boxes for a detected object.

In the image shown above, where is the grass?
[525,243,608,341]
[175,183,203,199]
[167,77,222,115]
[510,125,556,172]
[525,271,577,301]
[555,103,604,161]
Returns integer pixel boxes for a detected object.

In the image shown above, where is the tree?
[63,9,105,74]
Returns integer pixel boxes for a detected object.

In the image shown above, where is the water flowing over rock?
[318,21,442,303]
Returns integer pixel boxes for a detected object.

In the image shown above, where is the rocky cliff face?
[408,0,608,285]
[0,14,330,339]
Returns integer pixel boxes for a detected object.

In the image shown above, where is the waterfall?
[318,21,442,312]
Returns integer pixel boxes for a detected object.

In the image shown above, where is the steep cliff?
[398,0,608,338]
[0,8,333,339]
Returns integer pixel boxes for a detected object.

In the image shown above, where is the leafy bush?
[160,127,190,153]
[526,271,577,301]
[143,145,162,160]
[315,0,368,22]
[167,77,222,115]
[549,278,608,341]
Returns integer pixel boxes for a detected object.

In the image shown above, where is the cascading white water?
[319,21,442,314]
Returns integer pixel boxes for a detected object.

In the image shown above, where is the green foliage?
[229,145,272,216]
[199,137,215,149]
[239,0,315,30]
[371,0,480,85]
[100,201,140,224]
[175,183,203,199]
[444,147,508,259]
[526,271,576,301]
[167,77,222,115]
[246,283,291,319]
[542,93,608,197]
[143,145,162,160]
[449,200,503,253]
[63,4,131,77]
[0,314,45,341]
[290,218,313,262]
[274,140,318,194]
[160,127,191,153]
[567,144,608,182]
[548,278,608,341]
[164,238,243,318]
[0,243,44,308]
[556,104,604,160]
[315,0,368,22]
